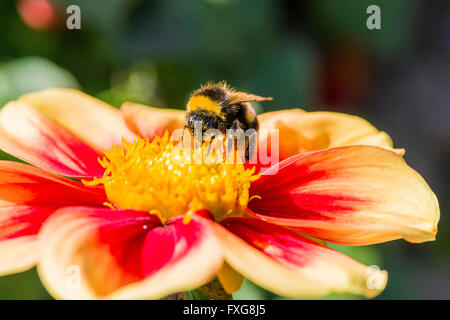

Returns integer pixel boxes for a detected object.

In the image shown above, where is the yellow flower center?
[84,133,259,223]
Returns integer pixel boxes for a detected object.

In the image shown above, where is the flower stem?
[166,292,189,300]
[197,278,233,300]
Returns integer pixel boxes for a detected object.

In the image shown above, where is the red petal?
[38,207,223,299]
[211,217,386,298]
[0,161,106,240]
[20,88,136,153]
[0,101,104,178]
[0,161,106,275]
[249,146,439,245]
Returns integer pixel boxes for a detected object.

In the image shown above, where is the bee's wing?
[227,91,273,104]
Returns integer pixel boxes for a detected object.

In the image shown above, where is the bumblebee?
[185,82,272,155]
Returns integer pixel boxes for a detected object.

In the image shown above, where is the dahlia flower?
[0,88,439,299]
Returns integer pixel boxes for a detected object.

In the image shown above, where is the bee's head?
[186,110,220,132]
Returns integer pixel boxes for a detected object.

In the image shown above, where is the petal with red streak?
[211,218,386,298]
[38,207,223,299]
[0,161,106,275]
[20,88,136,153]
[0,101,104,178]
[249,145,439,245]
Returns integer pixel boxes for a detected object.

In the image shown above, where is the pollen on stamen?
[83,132,260,223]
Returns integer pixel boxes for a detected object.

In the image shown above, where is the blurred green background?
[0,0,449,299]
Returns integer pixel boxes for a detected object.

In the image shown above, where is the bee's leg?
[181,125,186,149]
[215,139,225,165]
[230,119,246,164]
[214,134,225,165]
[206,135,215,158]
[225,132,234,161]
[246,133,257,162]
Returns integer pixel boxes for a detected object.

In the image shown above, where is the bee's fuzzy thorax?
[187,95,223,118]
[197,81,235,100]
[187,81,233,117]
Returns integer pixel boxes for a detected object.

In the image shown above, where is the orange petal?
[258,109,403,161]
[0,101,105,178]
[20,88,136,153]
[0,161,106,275]
[38,207,223,299]
[249,145,439,245]
[121,102,185,139]
[0,160,106,208]
[210,218,387,298]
